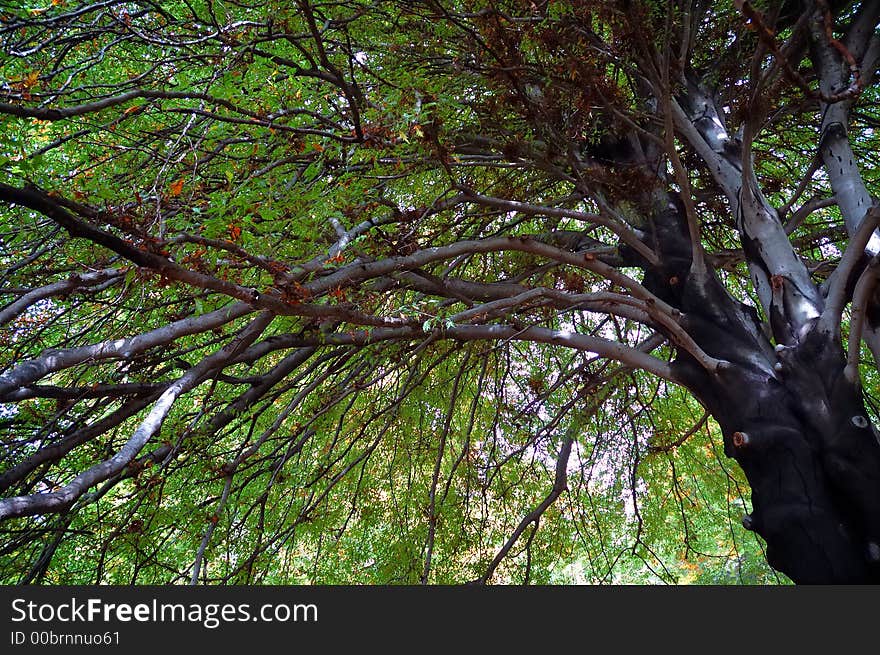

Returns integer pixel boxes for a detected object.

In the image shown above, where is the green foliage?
[4,0,877,585]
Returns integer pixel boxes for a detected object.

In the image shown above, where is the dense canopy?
[2,0,880,584]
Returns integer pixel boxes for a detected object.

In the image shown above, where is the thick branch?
[845,255,880,384]
[0,302,253,398]
[672,88,823,340]
[821,205,880,336]
[233,322,677,382]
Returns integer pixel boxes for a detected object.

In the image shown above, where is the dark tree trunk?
[678,285,880,582]
[640,199,880,583]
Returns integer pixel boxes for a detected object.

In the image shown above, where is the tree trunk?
[641,202,880,583]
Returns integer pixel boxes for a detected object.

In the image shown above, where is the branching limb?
[811,2,880,240]
[449,287,724,374]
[236,322,679,382]
[458,189,660,266]
[784,196,837,235]
[307,235,674,314]
[671,88,824,340]
[0,312,274,521]
[0,395,157,494]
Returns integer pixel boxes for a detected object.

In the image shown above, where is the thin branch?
[784,196,837,235]
[821,205,880,336]
[475,435,573,584]
[0,268,122,327]
[190,475,233,585]
[458,190,660,266]
[845,255,880,385]
[660,83,706,276]
[648,412,709,453]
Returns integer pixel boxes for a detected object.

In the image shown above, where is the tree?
[1,0,879,585]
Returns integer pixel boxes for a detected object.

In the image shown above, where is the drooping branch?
[446,287,724,373]
[0,395,158,495]
[3,0,879,585]
[0,183,285,310]
[305,234,675,312]
[457,189,660,265]
[232,322,677,382]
